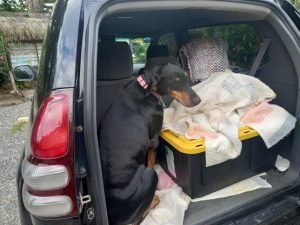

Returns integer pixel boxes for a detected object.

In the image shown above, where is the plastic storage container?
[158,127,278,198]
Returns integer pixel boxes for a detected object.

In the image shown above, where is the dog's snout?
[191,94,201,106]
[170,89,201,108]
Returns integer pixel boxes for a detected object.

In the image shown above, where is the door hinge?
[79,192,92,208]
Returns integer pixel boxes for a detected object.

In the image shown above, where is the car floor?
[184,167,298,225]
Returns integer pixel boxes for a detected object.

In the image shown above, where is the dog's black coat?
[98,63,200,225]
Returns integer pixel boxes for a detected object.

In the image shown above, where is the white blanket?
[163,71,296,167]
[141,166,190,225]
[141,185,190,225]
[141,165,274,225]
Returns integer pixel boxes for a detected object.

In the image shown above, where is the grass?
[10,121,27,134]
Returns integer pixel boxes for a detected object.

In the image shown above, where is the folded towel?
[163,71,296,167]
[241,103,296,148]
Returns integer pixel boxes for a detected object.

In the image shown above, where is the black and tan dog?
[98,63,201,225]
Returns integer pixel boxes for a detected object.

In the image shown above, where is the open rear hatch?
[84,1,300,224]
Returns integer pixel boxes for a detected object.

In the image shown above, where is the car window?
[115,37,151,64]
[188,24,263,70]
[158,33,178,57]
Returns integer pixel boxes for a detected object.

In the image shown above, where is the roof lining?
[99,1,271,37]
[105,1,271,18]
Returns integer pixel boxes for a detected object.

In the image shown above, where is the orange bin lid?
[160,127,259,154]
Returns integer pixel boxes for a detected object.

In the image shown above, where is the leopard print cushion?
[179,38,230,83]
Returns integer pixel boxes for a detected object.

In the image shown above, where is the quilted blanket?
[162,71,296,167]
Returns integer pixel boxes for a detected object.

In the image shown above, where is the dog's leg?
[132,195,160,225]
[149,194,160,209]
[134,138,159,224]
[147,147,157,168]
[138,195,160,224]
[147,136,159,168]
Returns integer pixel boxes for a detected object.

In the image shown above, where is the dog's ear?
[143,68,158,96]
[143,64,165,94]
[144,65,160,83]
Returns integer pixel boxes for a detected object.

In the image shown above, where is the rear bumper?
[16,150,81,225]
[16,150,32,225]
[31,216,81,225]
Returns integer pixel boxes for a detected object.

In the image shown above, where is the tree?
[131,39,149,64]
[26,0,43,13]
[0,37,22,95]
[0,36,9,88]
[291,0,300,10]
[0,0,27,12]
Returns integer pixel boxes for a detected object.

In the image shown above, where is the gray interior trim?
[100,1,271,35]
[266,12,300,98]
[249,37,271,76]
[105,1,271,18]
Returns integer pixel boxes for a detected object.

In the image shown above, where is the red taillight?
[23,89,78,218]
[31,93,70,159]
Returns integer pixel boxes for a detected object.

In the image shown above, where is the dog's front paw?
[150,195,160,209]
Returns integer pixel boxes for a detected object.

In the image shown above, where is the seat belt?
[249,37,271,77]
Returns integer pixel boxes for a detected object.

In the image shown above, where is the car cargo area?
[95,2,300,225]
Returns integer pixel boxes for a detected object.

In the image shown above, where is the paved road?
[0,101,31,225]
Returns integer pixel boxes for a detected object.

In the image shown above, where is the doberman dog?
[98,63,201,225]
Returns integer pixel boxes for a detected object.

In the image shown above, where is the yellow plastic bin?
[158,127,278,198]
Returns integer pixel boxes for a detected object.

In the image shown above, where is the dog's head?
[144,63,201,107]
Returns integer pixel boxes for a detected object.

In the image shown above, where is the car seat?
[96,41,133,127]
[179,37,230,84]
[146,44,169,59]
[137,44,176,75]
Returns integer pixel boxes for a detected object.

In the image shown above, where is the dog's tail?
[107,165,158,225]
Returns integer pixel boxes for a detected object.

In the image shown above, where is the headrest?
[145,56,179,69]
[179,38,229,83]
[146,45,169,59]
[97,41,133,81]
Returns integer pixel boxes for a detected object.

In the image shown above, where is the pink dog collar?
[137,75,149,89]
[136,74,166,108]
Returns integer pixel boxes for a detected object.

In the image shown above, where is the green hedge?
[0,36,9,88]
[0,0,26,12]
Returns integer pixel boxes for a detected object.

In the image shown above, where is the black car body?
[16,0,300,224]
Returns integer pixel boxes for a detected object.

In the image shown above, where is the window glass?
[188,24,261,70]
[158,33,178,57]
[116,38,150,64]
